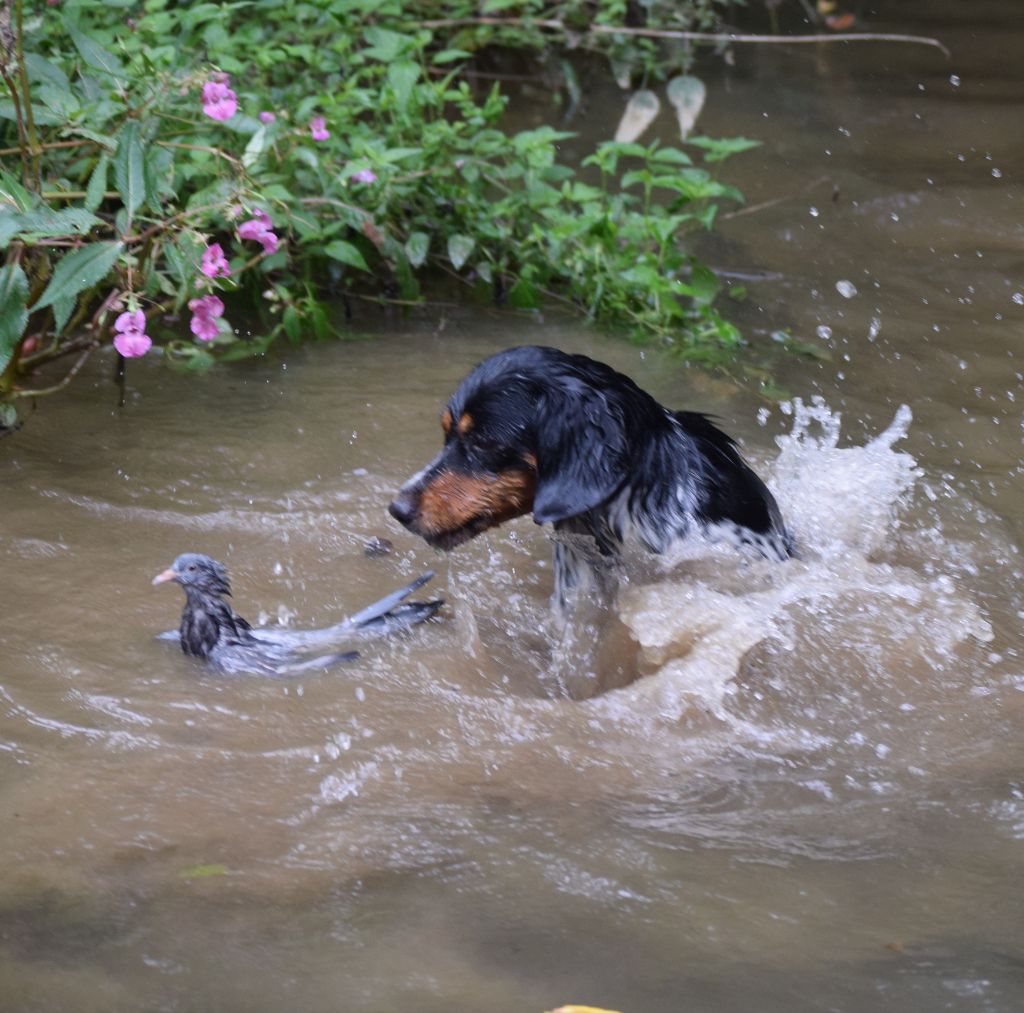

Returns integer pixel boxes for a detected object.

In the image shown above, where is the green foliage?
[0,0,754,426]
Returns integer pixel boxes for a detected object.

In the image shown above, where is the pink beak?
[152,567,177,586]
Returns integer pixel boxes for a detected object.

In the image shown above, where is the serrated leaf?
[324,240,370,272]
[114,121,146,226]
[0,264,29,374]
[387,61,420,112]
[52,293,76,336]
[33,241,122,312]
[65,21,126,82]
[447,233,475,271]
[85,154,109,212]
[0,207,101,244]
[405,231,429,268]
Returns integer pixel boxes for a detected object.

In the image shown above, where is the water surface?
[2,3,1023,1010]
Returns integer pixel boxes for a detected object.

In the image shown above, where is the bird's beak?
[152,567,177,586]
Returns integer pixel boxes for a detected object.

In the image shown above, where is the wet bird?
[152,552,442,676]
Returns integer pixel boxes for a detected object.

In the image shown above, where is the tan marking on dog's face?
[416,467,537,536]
[457,412,474,436]
[441,408,453,436]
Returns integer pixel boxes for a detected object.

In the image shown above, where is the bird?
[152,552,443,676]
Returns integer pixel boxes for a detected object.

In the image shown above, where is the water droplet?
[809,206,820,218]
[836,280,857,299]
[992,167,1003,178]
[1013,292,1024,305]
[816,325,832,340]
[949,74,961,87]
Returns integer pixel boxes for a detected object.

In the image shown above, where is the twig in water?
[415,18,950,58]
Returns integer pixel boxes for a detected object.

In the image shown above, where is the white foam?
[595,401,993,723]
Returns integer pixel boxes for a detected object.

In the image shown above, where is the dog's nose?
[388,491,418,527]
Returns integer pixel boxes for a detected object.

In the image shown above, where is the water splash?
[599,400,993,723]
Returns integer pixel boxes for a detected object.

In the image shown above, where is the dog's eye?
[470,436,502,455]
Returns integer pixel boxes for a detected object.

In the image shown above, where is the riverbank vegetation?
[0,1,932,430]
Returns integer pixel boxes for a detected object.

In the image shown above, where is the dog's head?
[389,346,648,549]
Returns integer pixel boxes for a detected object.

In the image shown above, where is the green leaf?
[688,264,721,307]
[0,264,29,374]
[37,83,80,119]
[432,49,472,64]
[0,170,37,212]
[362,27,415,63]
[52,294,76,336]
[686,136,761,163]
[0,100,63,126]
[242,124,269,169]
[324,240,370,272]
[23,53,70,91]
[447,234,475,271]
[387,61,420,112]
[405,231,429,268]
[0,402,18,432]
[178,863,230,879]
[85,154,109,213]
[33,241,123,313]
[508,278,540,309]
[65,20,126,83]
[282,305,301,342]
[0,208,101,245]
[113,121,146,225]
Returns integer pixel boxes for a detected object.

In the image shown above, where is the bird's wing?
[249,571,441,651]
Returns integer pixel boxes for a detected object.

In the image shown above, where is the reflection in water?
[3,7,1024,1012]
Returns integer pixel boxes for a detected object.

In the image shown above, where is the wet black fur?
[391,346,793,602]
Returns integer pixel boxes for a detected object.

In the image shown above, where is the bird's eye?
[187,564,197,572]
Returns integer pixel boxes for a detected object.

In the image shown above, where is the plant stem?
[11,343,98,398]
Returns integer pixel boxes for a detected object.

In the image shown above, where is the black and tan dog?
[390,346,792,605]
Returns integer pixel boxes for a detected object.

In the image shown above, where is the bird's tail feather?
[276,649,360,675]
[345,571,436,629]
[350,598,444,637]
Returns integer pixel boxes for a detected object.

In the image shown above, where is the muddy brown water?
[3,3,1024,1011]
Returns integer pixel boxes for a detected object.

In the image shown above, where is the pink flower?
[188,295,225,343]
[113,308,152,357]
[237,211,280,255]
[258,111,277,124]
[115,309,146,334]
[310,117,330,141]
[351,168,378,184]
[200,242,231,279]
[202,79,238,121]
[237,210,271,240]
[114,331,152,357]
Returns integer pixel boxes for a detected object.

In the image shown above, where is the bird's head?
[152,553,232,597]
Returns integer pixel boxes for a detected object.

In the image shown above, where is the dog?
[389,346,793,606]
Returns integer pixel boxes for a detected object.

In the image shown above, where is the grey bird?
[152,552,442,676]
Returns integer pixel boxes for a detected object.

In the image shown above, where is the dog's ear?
[531,382,629,524]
